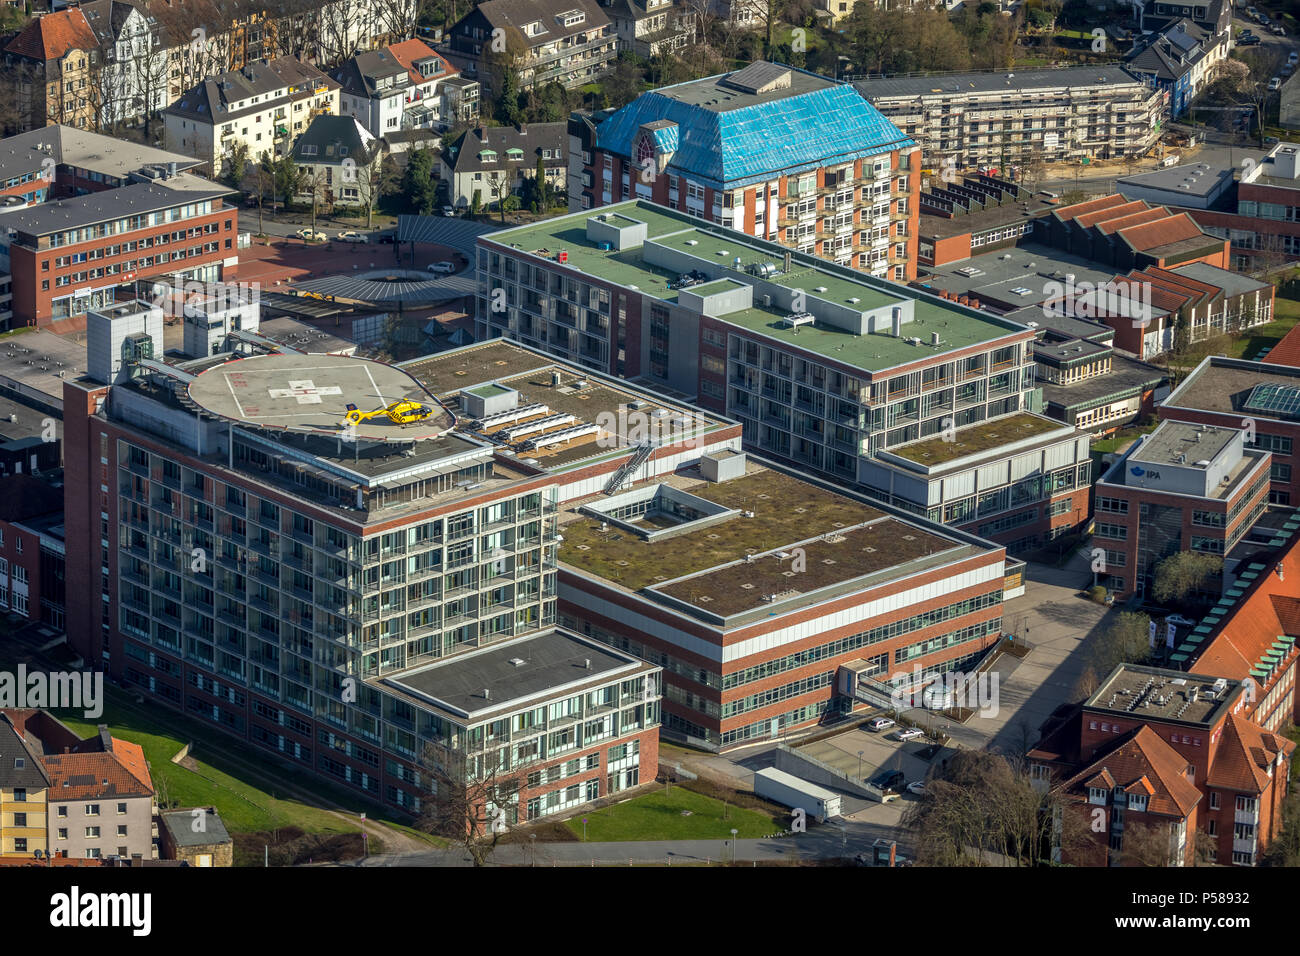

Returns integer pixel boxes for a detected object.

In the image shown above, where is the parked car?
[894,728,924,742]
[867,717,896,732]
[1246,4,1258,17]
[1289,51,1298,65]
[295,228,328,241]
[336,231,366,243]
[427,261,456,274]
[376,232,397,244]
[1165,614,1197,629]
[907,781,927,796]
[1239,33,1262,44]
[867,768,905,801]
[441,205,456,217]
[1270,76,1283,91]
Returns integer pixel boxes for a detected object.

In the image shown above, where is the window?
[85,803,100,816]
[85,826,101,838]
[13,788,25,802]
[117,802,127,814]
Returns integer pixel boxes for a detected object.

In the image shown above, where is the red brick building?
[1031,663,1294,866]
[1161,357,1300,507]
[1,173,236,329]
[569,62,922,281]
[1093,420,1271,600]
[0,474,65,628]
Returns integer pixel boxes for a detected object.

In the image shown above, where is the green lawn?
[565,786,783,842]
[52,687,398,838]
[1090,420,1158,456]
[1229,296,1300,360]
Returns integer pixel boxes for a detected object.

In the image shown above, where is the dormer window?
[525,19,545,35]
[1129,794,1147,812]
[505,147,524,161]
[479,149,497,163]
[1088,787,1107,805]
[558,10,585,26]
[302,144,318,156]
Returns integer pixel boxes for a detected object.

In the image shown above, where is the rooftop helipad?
[186,353,456,440]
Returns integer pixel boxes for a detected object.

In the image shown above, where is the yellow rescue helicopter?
[341,399,435,427]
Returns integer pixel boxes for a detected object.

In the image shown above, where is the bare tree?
[416,740,529,866]
[901,749,1077,866]
[484,168,514,224]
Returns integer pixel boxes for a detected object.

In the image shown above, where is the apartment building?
[570,62,921,281]
[599,0,695,58]
[446,0,617,94]
[1093,421,1272,600]
[475,201,1093,552]
[0,710,155,861]
[1133,0,1232,38]
[440,124,567,212]
[0,712,48,858]
[0,167,237,328]
[1124,19,1230,118]
[163,58,341,178]
[62,326,759,819]
[332,40,476,138]
[1031,663,1292,866]
[1160,357,1300,506]
[2,8,103,132]
[854,66,1164,171]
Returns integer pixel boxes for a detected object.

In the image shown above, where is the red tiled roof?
[1058,726,1201,818]
[1262,322,1300,369]
[1117,212,1203,253]
[1195,536,1300,699]
[43,738,153,801]
[1053,193,1130,224]
[5,9,98,61]
[1091,207,1173,235]
[1141,265,1221,300]
[388,38,457,87]
[1206,713,1294,793]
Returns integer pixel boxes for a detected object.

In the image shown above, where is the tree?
[1113,819,1186,867]
[1151,552,1223,605]
[528,155,551,213]
[900,750,1081,866]
[401,148,439,214]
[263,152,307,215]
[1260,789,1300,866]
[484,168,513,223]
[223,141,251,190]
[415,740,528,866]
[1084,612,1152,683]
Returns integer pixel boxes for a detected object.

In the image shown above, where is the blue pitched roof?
[594,79,912,190]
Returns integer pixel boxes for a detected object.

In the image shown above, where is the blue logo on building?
[1130,465,1146,477]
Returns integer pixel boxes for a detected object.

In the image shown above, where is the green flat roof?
[486,200,1028,374]
[889,412,1069,466]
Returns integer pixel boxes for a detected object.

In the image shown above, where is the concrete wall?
[772,743,874,799]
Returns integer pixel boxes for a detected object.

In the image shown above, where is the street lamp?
[730,828,739,864]
[530,832,537,867]
[857,750,864,781]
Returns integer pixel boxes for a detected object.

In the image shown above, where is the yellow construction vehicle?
[342,399,434,427]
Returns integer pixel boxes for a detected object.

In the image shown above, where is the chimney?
[483,688,490,699]
[584,658,591,669]
[969,298,980,309]
[957,295,969,306]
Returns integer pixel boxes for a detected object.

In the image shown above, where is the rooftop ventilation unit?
[781,312,814,329]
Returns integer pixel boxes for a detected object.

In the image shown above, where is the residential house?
[1125,19,1229,118]
[440,122,566,211]
[599,0,694,57]
[291,114,383,211]
[332,39,475,138]
[163,57,340,178]
[0,712,49,858]
[79,0,169,129]
[1,9,101,132]
[446,0,617,94]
